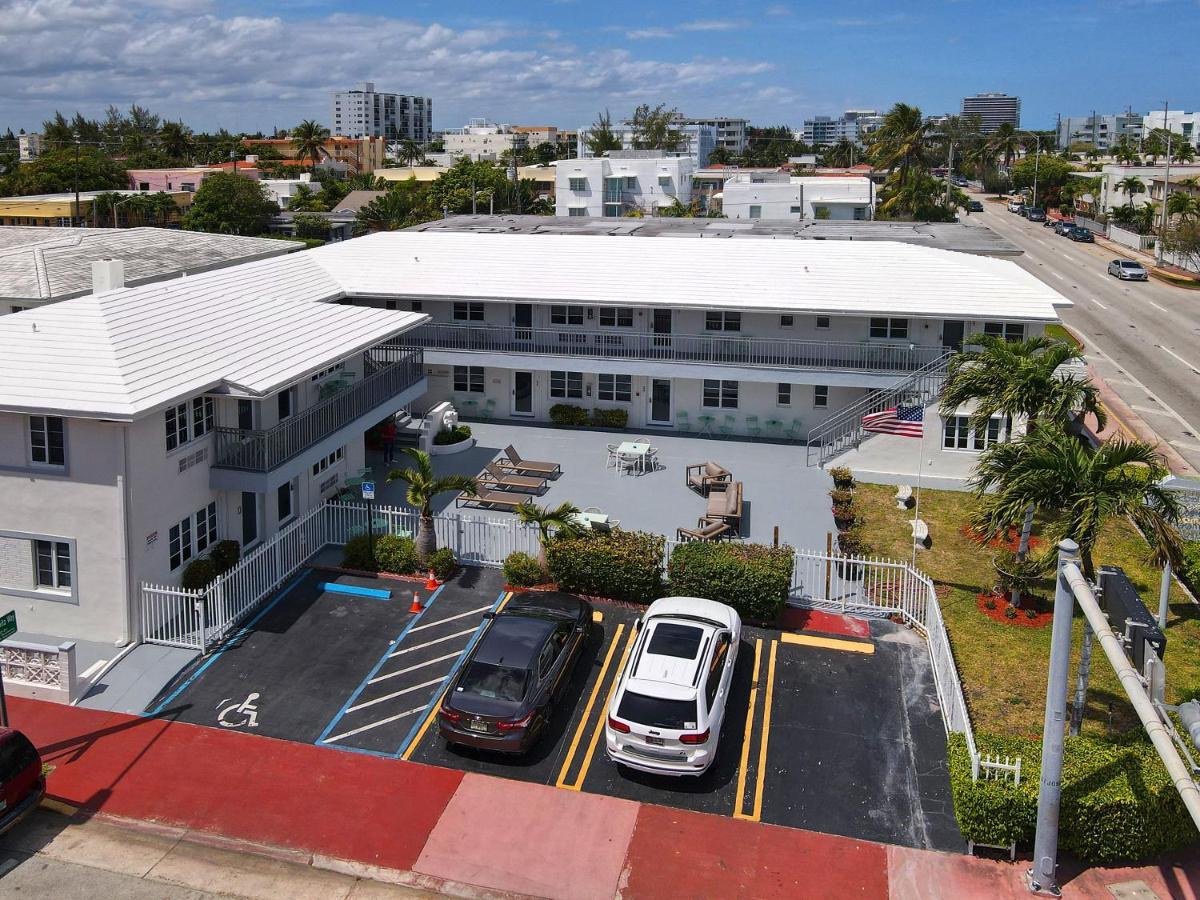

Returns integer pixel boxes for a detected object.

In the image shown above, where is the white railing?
[141,583,205,650]
[0,639,78,703]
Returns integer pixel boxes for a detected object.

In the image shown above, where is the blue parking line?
[146,570,310,718]
[319,582,392,600]
[390,589,507,758]
[315,583,446,746]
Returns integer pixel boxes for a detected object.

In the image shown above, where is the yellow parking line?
[567,625,638,792]
[554,623,625,789]
[751,640,778,822]
[781,632,874,654]
[733,638,764,820]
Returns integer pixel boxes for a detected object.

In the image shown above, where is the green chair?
[717,414,737,436]
[675,411,693,433]
[745,415,762,437]
[480,398,496,419]
[785,418,804,440]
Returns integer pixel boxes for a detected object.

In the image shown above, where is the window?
[704,634,731,709]
[983,322,1025,342]
[452,301,484,321]
[777,384,791,407]
[624,176,637,190]
[974,417,1004,451]
[29,416,65,467]
[942,416,971,450]
[598,374,632,402]
[598,308,634,327]
[779,315,794,328]
[550,305,584,325]
[568,177,587,191]
[164,397,213,452]
[853,207,868,221]
[181,182,195,192]
[277,388,294,421]
[704,311,741,332]
[869,317,909,339]
[169,516,193,570]
[814,385,829,409]
[789,205,804,214]
[550,371,583,399]
[277,480,294,523]
[453,365,485,393]
[33,540,71,590]
[310,362,344,382]
[195,502,217,554]
[568,207,587,217]
[702,379,739,409]
[409,300,423,312]
[748,205,762,219]
[138,181,150,191]
[816,315,830,330]
[312,447,345,477]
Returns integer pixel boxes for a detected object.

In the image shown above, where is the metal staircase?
[805,350,953,467]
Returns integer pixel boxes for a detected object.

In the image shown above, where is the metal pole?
[0,670,8,727]
[1069,623,1093,736]
[1032,135,1040,208]
[73,140,80,226]
[367,498,375,565]
[1157,100,1171,266]
[1159,560,1172,630]
[1029,538,1078,896]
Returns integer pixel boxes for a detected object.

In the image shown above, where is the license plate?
[468,720,489,733]
[644,735,664,746]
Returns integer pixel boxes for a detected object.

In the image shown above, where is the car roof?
[473,614,557,669]
[645,596,738,629]
[505,591,586,619]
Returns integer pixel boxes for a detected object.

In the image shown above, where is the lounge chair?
[677,518,732,542]
[480,462,546,494]
[498,445,561,477]
[705,480,743,528]
[456,488,526,511]
[686,461,732,495]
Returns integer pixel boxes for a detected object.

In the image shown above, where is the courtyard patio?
[368,421,835,551]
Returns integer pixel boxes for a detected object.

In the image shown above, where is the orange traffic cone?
[425,569,439,591]
[409,592,423,614]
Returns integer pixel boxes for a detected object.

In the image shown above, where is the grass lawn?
[1044,323,1082,350]
[854,482,1200,738]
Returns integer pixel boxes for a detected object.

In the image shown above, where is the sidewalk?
[11,697,1199,898]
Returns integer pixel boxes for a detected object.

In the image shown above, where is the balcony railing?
[213,345,423,473]
[409,323,944,374]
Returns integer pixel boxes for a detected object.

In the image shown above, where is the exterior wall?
[1098,164,1200,213]
[126,168,217,192]
[1144,111,1200,149]
[722,177,874,220]
[331,83,432,143]
[555,157,695,216]
[261,174,316,208]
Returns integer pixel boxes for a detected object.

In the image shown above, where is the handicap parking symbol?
[216,693,261,729]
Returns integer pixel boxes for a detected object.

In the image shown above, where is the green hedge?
[667,543,794,622]
[181,558,218,591]
[1179,541,1200,597]
[428,547,457,580]
[549,404,590,426]
[948,731,1195,863]
[433,424,472,446]
[591,408,629,428]
[503,551,546,587]
[547,530,665,603]
[342,534,376,570]
[376,534,418,574]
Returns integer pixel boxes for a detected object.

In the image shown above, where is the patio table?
[696,414,716,436]
[569,511,610,530]
[615,441,650,474]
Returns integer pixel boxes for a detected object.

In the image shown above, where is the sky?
[1,0,1197,136]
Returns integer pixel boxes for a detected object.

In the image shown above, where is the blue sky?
[1,0,1197,134]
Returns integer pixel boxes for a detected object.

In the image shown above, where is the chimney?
[91,258,125,294]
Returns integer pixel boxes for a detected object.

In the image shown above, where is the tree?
[1010,155,1075,208]
[585,109,622,157]
[292,213,329,240]
[182,172,278,235]
[385,448,478,560]
[821,139,858,168]
[1161,216,1200,271]
[1172,141,1195,164]
[1116,175,1145,212]
[876,172,963,221]
[1167,190,1200,221]
[867,103,930,191]
[989,122,1021,171]
[0,146,126,196]
[516,501,582,566]
[630,104,683,152]
[395,139,422,166]
[290,120,329,169]
[428,158,517,214]
[286,184,326,212]
[91,191,125,227]
[355,184,432,233]
[158,121,194,162]
[706,146,734,166]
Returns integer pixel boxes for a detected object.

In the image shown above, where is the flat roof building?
[331,82,432,143]
[960,93,1020,133]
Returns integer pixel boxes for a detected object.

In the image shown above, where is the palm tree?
[1116,175,1145,212]
[158,121,193,162]
[287,184,326,212]
[990,122,1021,171]
[385,448,477,560]
[291,120,329,169]
[1167,190,1200,221]
[91,191,125,227]
[867,103,930,190]
[344,172,388,191]
[396,140,422,167]
[356,189,420,233]
[516,501,583,566]
[1172,141,1195,164]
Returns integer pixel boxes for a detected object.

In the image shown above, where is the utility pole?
[72,139,81,227]
[944,140,954,207]
[471,178,476,215]
[1157,100,1172,266]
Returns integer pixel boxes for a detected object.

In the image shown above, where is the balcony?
[409,323,944,375]
[212,345,423,473]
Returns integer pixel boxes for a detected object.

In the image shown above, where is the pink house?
[127,164,261,193]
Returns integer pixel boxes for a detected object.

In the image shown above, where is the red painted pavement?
[778,606,872,638]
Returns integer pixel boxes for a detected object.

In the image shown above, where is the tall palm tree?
[867,103,929,190]
[1172,141,1195,164]
[158,121,193,162]
[1116,175,1145,212]
[1167,191,1200,221]
[396,139,422,167]
[291,119,329,169]
[355,189,421,233]
[386,448,477,560]
[990,122,1021,171]
[516,501,583,566]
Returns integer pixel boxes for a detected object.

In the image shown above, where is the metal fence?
[1073,215,1108,236]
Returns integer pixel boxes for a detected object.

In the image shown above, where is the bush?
[433,424,472,446]
[549,403,590,426]
[832,507,858,530]
[503,551,546,587]
[668,542,794,623]
[181,557,218,591]
[209,540,241,574]
[829,488,854,507]
[993,548,1050,599]
[829,466,854,490]
[947,732,1195,863]
[375,534,418,574]
[428,547,457,580]
[591,407,629,429]
[547,530,665,603]
[342,534,376,570]
[1178,541,1200,596]
[837,525,870,556]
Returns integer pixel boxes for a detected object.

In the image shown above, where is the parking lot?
[150,567,963,852]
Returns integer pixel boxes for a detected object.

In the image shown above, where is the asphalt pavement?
[968,194,1200,472]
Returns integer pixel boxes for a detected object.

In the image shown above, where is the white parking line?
[1157,344,1200,375]
[408,604,492,632]
[388,627,477,658]
[323,704,428,744]
[368,650,461,684]
[346,677,445,714]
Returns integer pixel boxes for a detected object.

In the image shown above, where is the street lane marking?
[388,627,478,657]
[555,624,626,789]
[1148,300,1169,313]
[568,625,638,791]
[1171,441,1200,454]
[368,651,461,684]
[345,677,446,714]
[780,632,874,654]
[751,640,779,822]
[407,605,493,632]
[733,638,764,820]
[1088,297,1109,310]
[1157,344,1200,376]
[324,704,428,744]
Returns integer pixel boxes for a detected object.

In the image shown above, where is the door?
[240,492,259,547]
[652,309,673,352]
[649,379,672,425]
[512,371,534,417]
[514,304,533,343]
[942,320,965,351]
[237,399,255,431]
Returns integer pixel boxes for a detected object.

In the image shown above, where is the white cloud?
[626,27,674,40]
[679,19,745,31]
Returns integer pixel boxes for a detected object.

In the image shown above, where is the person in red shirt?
[379,419,398,463]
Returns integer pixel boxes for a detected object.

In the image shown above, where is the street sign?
[0,610,14,642]
[361,481,375,501]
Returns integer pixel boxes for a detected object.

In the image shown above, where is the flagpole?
[912,412,926,568]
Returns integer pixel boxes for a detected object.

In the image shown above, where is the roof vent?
[91,258,125,294]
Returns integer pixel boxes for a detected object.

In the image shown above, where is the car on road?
[1108,258,1149,281]
[1027,207,1047,222]
[1054,219,1076,236]
[0,728,45,837]
[1068,226,1095,242]
[967,200,983,212]
[605,596,741,776]
[1007,199,1024,213]
[438,592,593,754]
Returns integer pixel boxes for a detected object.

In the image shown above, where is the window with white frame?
[702,379,739,409]
[568,177,587,191]
[816,315,831,330]
[869,317,909,339]
[597,374,632,402]
[452,301,484,321]
[549,371,583,399]
[168,502,217,570]
[623,176,637,190]
[748,205,762,219]
[453,366,485,393]
[195,502,217,555]
[34,540,71,590]
[814,385,829,408]
[777,384,792,407]
[598,308,633,327]
[568,207,587,217]
[943,416,971,450]
[29,415,65,467]
[983,322,1025,342]
[704,311,741,332]
[550,305,584,325]
[165,397,214,452]
[169,516,193,570]
[789,206,804,214]
[312,447,345,477]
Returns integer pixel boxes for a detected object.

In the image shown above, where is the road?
[969,194,1200,472]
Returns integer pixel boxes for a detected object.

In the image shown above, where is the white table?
[570,511,610,530]
[614,441,650,475]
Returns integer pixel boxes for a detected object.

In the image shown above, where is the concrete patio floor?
[370,421,836,551]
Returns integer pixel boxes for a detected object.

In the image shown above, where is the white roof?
[313,230,1071,321]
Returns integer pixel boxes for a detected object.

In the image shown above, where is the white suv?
[605,596,741,776]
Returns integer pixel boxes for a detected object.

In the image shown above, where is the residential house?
[0,191,192,229]
[555,153,694,216]
[241,137,388,175]
[720,174,875,220]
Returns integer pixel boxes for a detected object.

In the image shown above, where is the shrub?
[947,732,1195,863]
[209,540,241,574]
[547,530,665,603]
[1004,606,1017,619]
[503,551,546,587]
[837,525,870,556]
[181,557,218,591]
[993,549,1050,599]
[591,407,629,429]
[433,424,472,446]
[375,534,418,574]
[829,466,854,490]
[342,533,376,570]
[549,404,590,426]
[428,547,457,580]
[668,542,794,623]
[1178,540,1200,596]
[829,488,854,508]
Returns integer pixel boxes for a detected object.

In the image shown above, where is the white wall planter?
[430,436,476,456]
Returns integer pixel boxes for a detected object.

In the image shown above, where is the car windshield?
[1121,261,1142,268]
[618,691,698,730]
[458,661,528,702]
[647,622,705,659]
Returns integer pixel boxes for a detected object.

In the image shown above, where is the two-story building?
[720,174,875,221]
[555,153,695,216]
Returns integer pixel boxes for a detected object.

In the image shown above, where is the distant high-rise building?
[330,82,432,143]
[801,110,881,147]
[680,117,749,155]
[960,93,1020,133]
[1056,113,1144,151]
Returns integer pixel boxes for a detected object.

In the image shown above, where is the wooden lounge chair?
[497,445,561,477]
[456,488,526,511]
[677,518,732,542]
[705,480,743,528]
[686,461,732,495]
[480,462,546,494]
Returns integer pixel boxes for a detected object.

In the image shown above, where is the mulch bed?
[976,591,1052,628]
[961,525,1043,554]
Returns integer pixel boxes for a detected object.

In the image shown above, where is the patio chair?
[480,398,496,419]
[745,415,762,438]
[616,452,641,477]
[498,445,561,477]
[645,447,660,472]
[605,443,621,469]
[706,480,743,529]
[480,462,547,494]
[456,488,526,511]
[675,411,693,433]
[677,518,732,542]
[686,461,732,495]
[717,415,737,436]
[784,418,804,441]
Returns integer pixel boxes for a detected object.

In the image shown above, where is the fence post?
[196,592,209,654]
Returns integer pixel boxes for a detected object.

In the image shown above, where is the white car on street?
[605,596,741,776]
[1107,258,1149,281]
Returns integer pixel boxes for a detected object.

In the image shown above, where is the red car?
[0,728,45,835]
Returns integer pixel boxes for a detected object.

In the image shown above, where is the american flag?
[862,405,924,438]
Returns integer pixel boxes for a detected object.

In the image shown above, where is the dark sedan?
[1068,226,1094,242]
[1027,207,1047,222]
[967,200,984,212]
[439,592,592,754]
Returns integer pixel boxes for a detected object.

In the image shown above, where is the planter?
[835,559,864,580]
[832,510,857,531]
[430,436,475,456]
